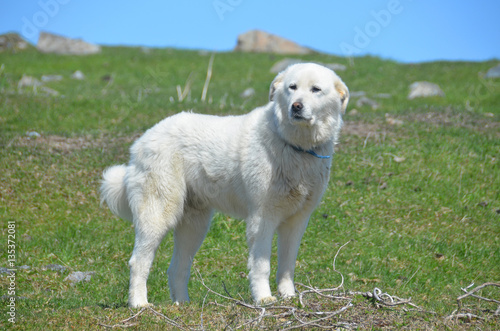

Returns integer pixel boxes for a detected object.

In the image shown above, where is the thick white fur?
[100,63,349,308]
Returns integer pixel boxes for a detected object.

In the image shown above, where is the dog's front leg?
[246,217,277,305]
[276,215,310,299]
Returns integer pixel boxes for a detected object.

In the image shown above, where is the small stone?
[71,70,85,80]
[347,108,359,116]
[408,81,445,99]
[40,86,60,97]
[64,271,95,284]
[356,96,379,110]
[26,131,41,139]
[41,75,63,82]
[42,264,67,272]
[349,91,366,98]
[374,93,392,99]
[18,75,41,88]
[385,114,404,126]
[240,87,255,98]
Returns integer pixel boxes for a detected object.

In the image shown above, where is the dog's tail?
[100,165,133,222]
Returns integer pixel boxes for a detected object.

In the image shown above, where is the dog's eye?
[311,86,321,93]
[289,84,297,91]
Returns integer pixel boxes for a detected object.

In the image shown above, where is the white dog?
[100,63,349,308]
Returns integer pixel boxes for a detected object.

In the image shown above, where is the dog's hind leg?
[128,220,169,308]
[127,171,186,308]
[168,205,213,304]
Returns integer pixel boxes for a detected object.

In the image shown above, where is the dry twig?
[98,306,186,330]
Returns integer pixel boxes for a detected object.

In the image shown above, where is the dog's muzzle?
[291,102,311,121]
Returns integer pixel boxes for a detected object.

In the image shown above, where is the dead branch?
[350,287,432,314]
[447,282,500,321]
[282,302,354,330]
[297,241,350,307]
[445,313,485,322]
[457,282,500,307]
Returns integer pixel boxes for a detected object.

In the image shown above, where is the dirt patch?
[342,121,385,137]
[404,110,499,132]
[10,134,140,152]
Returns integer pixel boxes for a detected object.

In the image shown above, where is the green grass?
[1,47,499,329]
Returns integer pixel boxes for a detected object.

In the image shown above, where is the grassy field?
[1,47,499,329]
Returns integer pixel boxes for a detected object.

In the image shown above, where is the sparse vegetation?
[1,47,499,329]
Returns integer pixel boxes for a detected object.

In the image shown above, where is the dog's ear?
[335,80,349,114]
[269,71,285,101]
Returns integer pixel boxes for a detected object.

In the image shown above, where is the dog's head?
[269,63,349,148]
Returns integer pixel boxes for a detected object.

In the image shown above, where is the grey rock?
[356,96,379,110]
[240,87,255,98]
[0,33,30,51]
[408,81,445,99]
[37,31,101,55]
[64,271,95,284]
[485,64,500,78]
[235,30,312,55]
[42,264,67,272]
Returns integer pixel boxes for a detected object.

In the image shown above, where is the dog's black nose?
[291,102,303,114]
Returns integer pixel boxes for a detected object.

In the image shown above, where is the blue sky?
[1,0,499,63]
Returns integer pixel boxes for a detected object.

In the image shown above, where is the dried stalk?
[201,53,215,102]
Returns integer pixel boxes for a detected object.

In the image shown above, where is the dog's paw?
[129,301,153,309]
[173,300,190,306]
[281,293,296,301]
[257,296,277,306]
